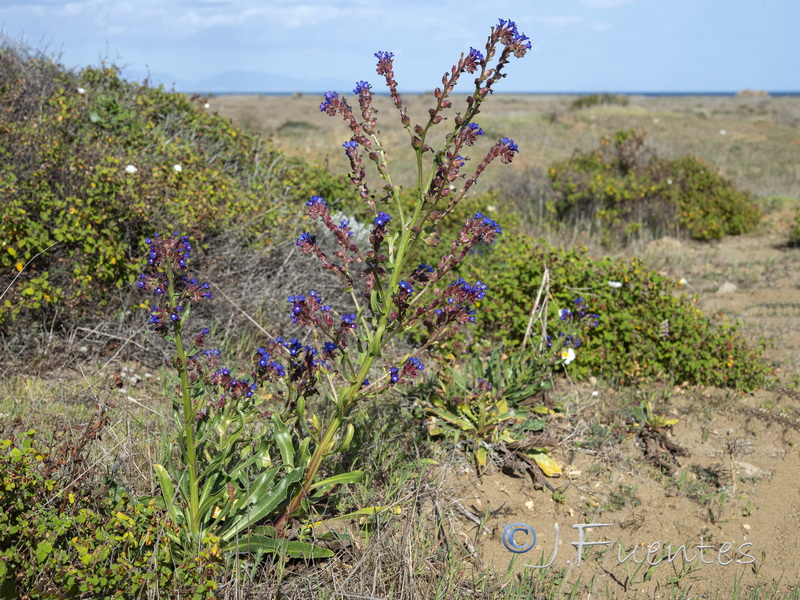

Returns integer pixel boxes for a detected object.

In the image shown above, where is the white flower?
[678,277,688,286]
[77,87,86,94]
[173,164,183,173]
[608,280,623,288]
[204,102,210,109]
[124,164,138,174]
[666,178,673,185]
[560,347,576,366]
[719,129,727,135]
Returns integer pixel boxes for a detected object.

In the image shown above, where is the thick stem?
[168,268,201,538]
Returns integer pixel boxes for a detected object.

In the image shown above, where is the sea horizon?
[195,90,800,98]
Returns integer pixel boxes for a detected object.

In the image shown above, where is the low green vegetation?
[569,93,630,110]
[461,233,772,390]
[790,212,800,247]
[547,129,761,244]
[0,431,221,599]
[0,43,353,328]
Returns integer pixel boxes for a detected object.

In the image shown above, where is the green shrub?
[570,93,629,110]
[0,431,221,599]
[458,233,772,390]
[547,130,760,244]
[790,212,800,247]
[0,43,354,329]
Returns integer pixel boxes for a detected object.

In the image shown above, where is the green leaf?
[309,470,364,491]
[153,463,184,524]
[220,467,303,542]
[305,505,401,529]
[35,541,53,562]
[427,406,475,431]
[271,414,294,467]
[222,535,333,559]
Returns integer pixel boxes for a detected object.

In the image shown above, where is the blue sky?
[1,0,797,93]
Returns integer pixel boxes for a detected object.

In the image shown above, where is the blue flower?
[297,232,316,246]
[287,338,303,356]
[374,212,391,227]
[306,195,327,207]
[353,80,372,94]
[500,137,519,153]
[320,90,338,111]
[406,357,424,371]
[375,51,394,61]
[398,280,413,294]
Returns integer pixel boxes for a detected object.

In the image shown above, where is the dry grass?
[211,93,800,203]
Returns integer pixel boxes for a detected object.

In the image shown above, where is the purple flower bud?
[320,90,339,112]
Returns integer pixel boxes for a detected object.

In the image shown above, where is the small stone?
[717,281,738,294]
[734,461,771,479]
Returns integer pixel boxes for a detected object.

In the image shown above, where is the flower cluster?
[148,304,182,334]
[559,297,601,328]
[138,232,211,334]
[144,232,192,271]
[463,47,484,73]
[388,356,425,386]
[422,278,488,330]
[495,19,532,55]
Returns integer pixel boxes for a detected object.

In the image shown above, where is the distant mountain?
[118,67,353,95]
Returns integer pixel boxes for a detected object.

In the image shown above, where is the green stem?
[168,268,201,538]
[277,109,455,535]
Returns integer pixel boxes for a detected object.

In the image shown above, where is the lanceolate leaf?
[308,470,364,491]
[222,535,333,559]
[220,467,303,542]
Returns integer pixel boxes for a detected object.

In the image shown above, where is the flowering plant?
[141,19,531,556]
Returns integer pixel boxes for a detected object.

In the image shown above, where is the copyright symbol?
[502,523,536,553]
